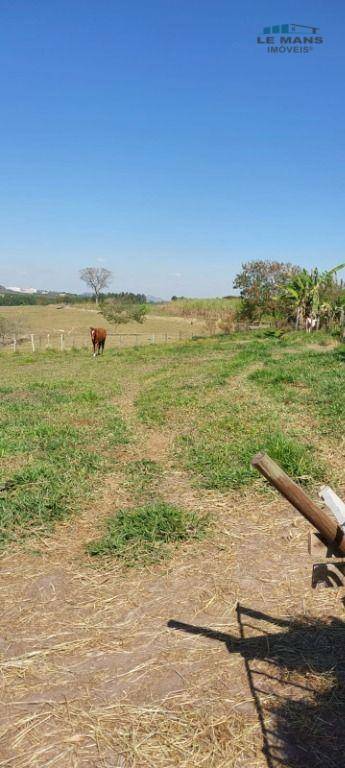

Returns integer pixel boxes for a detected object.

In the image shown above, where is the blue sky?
[0,0,344,297]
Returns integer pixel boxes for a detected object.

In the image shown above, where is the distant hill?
[0,285,38,294]
[147,295,164,303]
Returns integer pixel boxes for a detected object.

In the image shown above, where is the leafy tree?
[234,260,301,320]
[104,292,146,304]
[80,267,112,304]
[100,297,147,330]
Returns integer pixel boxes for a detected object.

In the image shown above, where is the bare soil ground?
[1,338,345,767]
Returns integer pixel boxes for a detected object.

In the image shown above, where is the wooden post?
[13,334,16,353]
[47,333,50,348]
[251,452,345,554]
[60,333,64,351]
[30,334,35,352]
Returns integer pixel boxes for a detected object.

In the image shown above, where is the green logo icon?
[263,23,320,35]
[263,24,289,34]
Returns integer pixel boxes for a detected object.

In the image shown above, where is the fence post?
[47,333,50,348]
[252,452,345,554]
[13,334,17,353]
[60,333,64,351]
[30,334,35,352]
[151,334,155,344]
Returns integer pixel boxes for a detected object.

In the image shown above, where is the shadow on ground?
[168,605,345,768]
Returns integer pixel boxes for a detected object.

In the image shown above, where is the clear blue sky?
[0,0,344,297]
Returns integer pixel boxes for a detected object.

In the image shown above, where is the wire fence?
[0,330,204,353]
[1,322,341,354]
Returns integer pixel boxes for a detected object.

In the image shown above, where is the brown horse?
[90,327,107,357]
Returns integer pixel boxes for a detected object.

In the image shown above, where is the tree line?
[0,290,147,307]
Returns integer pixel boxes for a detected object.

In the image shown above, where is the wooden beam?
[251,452,345,554]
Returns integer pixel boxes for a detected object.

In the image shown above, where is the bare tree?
[80,267,112,304]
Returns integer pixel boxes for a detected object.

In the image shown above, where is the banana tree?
[321,294,345,336]
[283,263,345,329]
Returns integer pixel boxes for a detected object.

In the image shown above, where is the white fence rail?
[0,330,202,353]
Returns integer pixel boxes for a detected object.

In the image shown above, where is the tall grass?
[153,297,240,317]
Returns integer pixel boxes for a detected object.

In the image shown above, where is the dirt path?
[1,376,344,767]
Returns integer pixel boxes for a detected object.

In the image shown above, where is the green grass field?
[0,330,342,554]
